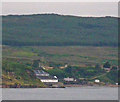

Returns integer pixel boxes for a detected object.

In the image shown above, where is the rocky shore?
[64,84,119,88]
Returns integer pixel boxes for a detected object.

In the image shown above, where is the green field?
[3,45,118,66]
[2,45,118,86]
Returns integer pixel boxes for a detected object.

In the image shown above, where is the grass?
[2,60,46,87]
[12,51,37,57]
[2,45,118,86]
[3,45,118,66]
[3,46,118,65]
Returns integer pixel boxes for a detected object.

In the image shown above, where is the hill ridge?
[2,14,118,46]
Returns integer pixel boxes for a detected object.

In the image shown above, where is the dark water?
[2,87,118,100]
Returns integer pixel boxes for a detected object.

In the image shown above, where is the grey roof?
[34,70,58,80]
[37,76,58,80]
[34,70,49,75]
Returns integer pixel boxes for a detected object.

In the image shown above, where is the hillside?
[2,14,118,46]
[2,59,46,88]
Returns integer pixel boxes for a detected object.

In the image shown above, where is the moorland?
[2,14,118,88]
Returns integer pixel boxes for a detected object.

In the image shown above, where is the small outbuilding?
[95,79,100,83]
[64,77,74,82]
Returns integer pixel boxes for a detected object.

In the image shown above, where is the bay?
[2,87,118,100]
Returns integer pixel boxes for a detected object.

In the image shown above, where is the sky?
[2,2,118,17]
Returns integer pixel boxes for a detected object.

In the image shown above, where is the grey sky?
[2,2,118,17]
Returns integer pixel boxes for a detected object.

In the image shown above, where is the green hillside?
[2,14,118,46]
[2,59,46,88]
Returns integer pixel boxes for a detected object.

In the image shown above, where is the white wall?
[41,79,58,82]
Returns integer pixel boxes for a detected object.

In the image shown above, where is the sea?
[2,86,118,100]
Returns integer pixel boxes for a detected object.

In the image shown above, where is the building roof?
[34,70,49,76]
[37,76,58,80]
[34,70,58,81]
[34,70,49,74]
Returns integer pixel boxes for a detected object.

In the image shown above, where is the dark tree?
[103,62,111,68]
[65,66,72,73]
[32,60,40,68]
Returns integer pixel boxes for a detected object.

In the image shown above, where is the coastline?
[64,84,119,88]
[2,84,119,88]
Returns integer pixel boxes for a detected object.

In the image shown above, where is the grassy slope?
[2,46,118,85]
[2,59,46,87]
[3,46,118,66]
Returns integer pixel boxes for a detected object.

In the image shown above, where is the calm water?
[2,87,118,100]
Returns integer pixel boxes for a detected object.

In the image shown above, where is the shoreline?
[64,84,119,88]
[2,84,119,88]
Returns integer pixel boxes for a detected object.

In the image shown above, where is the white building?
[95,79,100,83]
[37,76,58,83]
[40,79,58,83]
[64,77,74,82]
[34,70,58,83]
